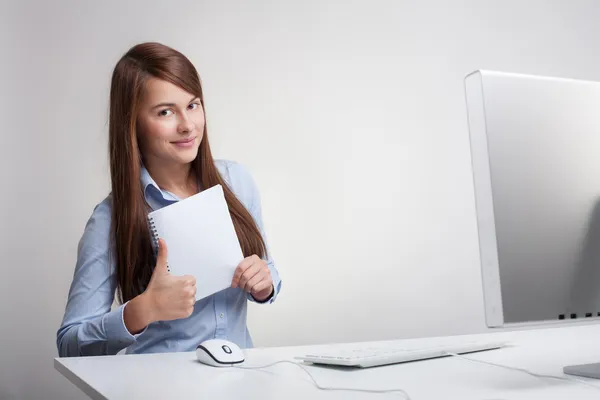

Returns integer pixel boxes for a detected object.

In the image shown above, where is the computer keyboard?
[296,340,507,368]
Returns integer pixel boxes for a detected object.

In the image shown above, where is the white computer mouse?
[196,339,245,367]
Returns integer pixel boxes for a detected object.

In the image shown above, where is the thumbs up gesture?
[144,239,197,322]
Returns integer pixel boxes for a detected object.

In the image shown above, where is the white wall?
[2,0,600,398]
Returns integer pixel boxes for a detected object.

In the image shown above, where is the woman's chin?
[173,148,200,164]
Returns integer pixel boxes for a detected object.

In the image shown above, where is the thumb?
[153,238,169,274]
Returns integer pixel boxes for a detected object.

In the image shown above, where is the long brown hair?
[109,42,266,303]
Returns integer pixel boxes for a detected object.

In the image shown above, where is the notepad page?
[148,184,244,301]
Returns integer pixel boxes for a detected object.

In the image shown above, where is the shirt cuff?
[248,280,281,304]
[250,286,274,303]
[104,302,147,346]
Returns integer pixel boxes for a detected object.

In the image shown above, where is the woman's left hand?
[231,255,274,301]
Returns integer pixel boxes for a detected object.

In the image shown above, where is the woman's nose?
[178,115,195,133]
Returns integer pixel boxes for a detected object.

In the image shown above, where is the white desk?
[55,324,600,399]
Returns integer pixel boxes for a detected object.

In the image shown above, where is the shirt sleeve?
[56,198,146,357]
[226,161,282,305]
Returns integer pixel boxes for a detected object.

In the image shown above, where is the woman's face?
[136,77,205,168]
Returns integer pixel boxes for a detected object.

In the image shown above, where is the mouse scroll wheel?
[222,345,232,354]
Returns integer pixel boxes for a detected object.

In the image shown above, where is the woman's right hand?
[143,238,197,322]
[124,239,196,334]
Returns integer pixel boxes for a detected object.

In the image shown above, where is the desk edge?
[54,358,108,400]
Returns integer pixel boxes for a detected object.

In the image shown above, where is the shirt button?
[219,313,224,319]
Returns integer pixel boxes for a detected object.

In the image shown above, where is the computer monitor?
[464,70,600,379]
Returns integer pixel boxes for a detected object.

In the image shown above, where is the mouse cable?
[444,351,600,393]
[234,360,411,399]
[234,353,600,399]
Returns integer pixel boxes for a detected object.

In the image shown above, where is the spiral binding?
[148,216,170,272]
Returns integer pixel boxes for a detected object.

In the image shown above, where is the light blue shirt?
[56,160,282,357]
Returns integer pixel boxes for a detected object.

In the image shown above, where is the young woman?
[56,42,282,357]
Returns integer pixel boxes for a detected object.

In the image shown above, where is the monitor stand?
[564,363,600,379]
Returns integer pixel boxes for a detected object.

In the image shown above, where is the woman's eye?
[189,103,200,110]
[159,109,173,117]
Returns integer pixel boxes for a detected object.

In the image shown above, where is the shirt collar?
[140,163,181,204]
[140,163,160,194]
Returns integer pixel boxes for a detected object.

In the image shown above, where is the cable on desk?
[445,351,600,393]
[234,360,412,399]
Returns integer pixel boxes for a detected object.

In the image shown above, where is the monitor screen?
[465,70,600,328]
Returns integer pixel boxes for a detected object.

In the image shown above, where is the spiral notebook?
[147,184,244,301]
